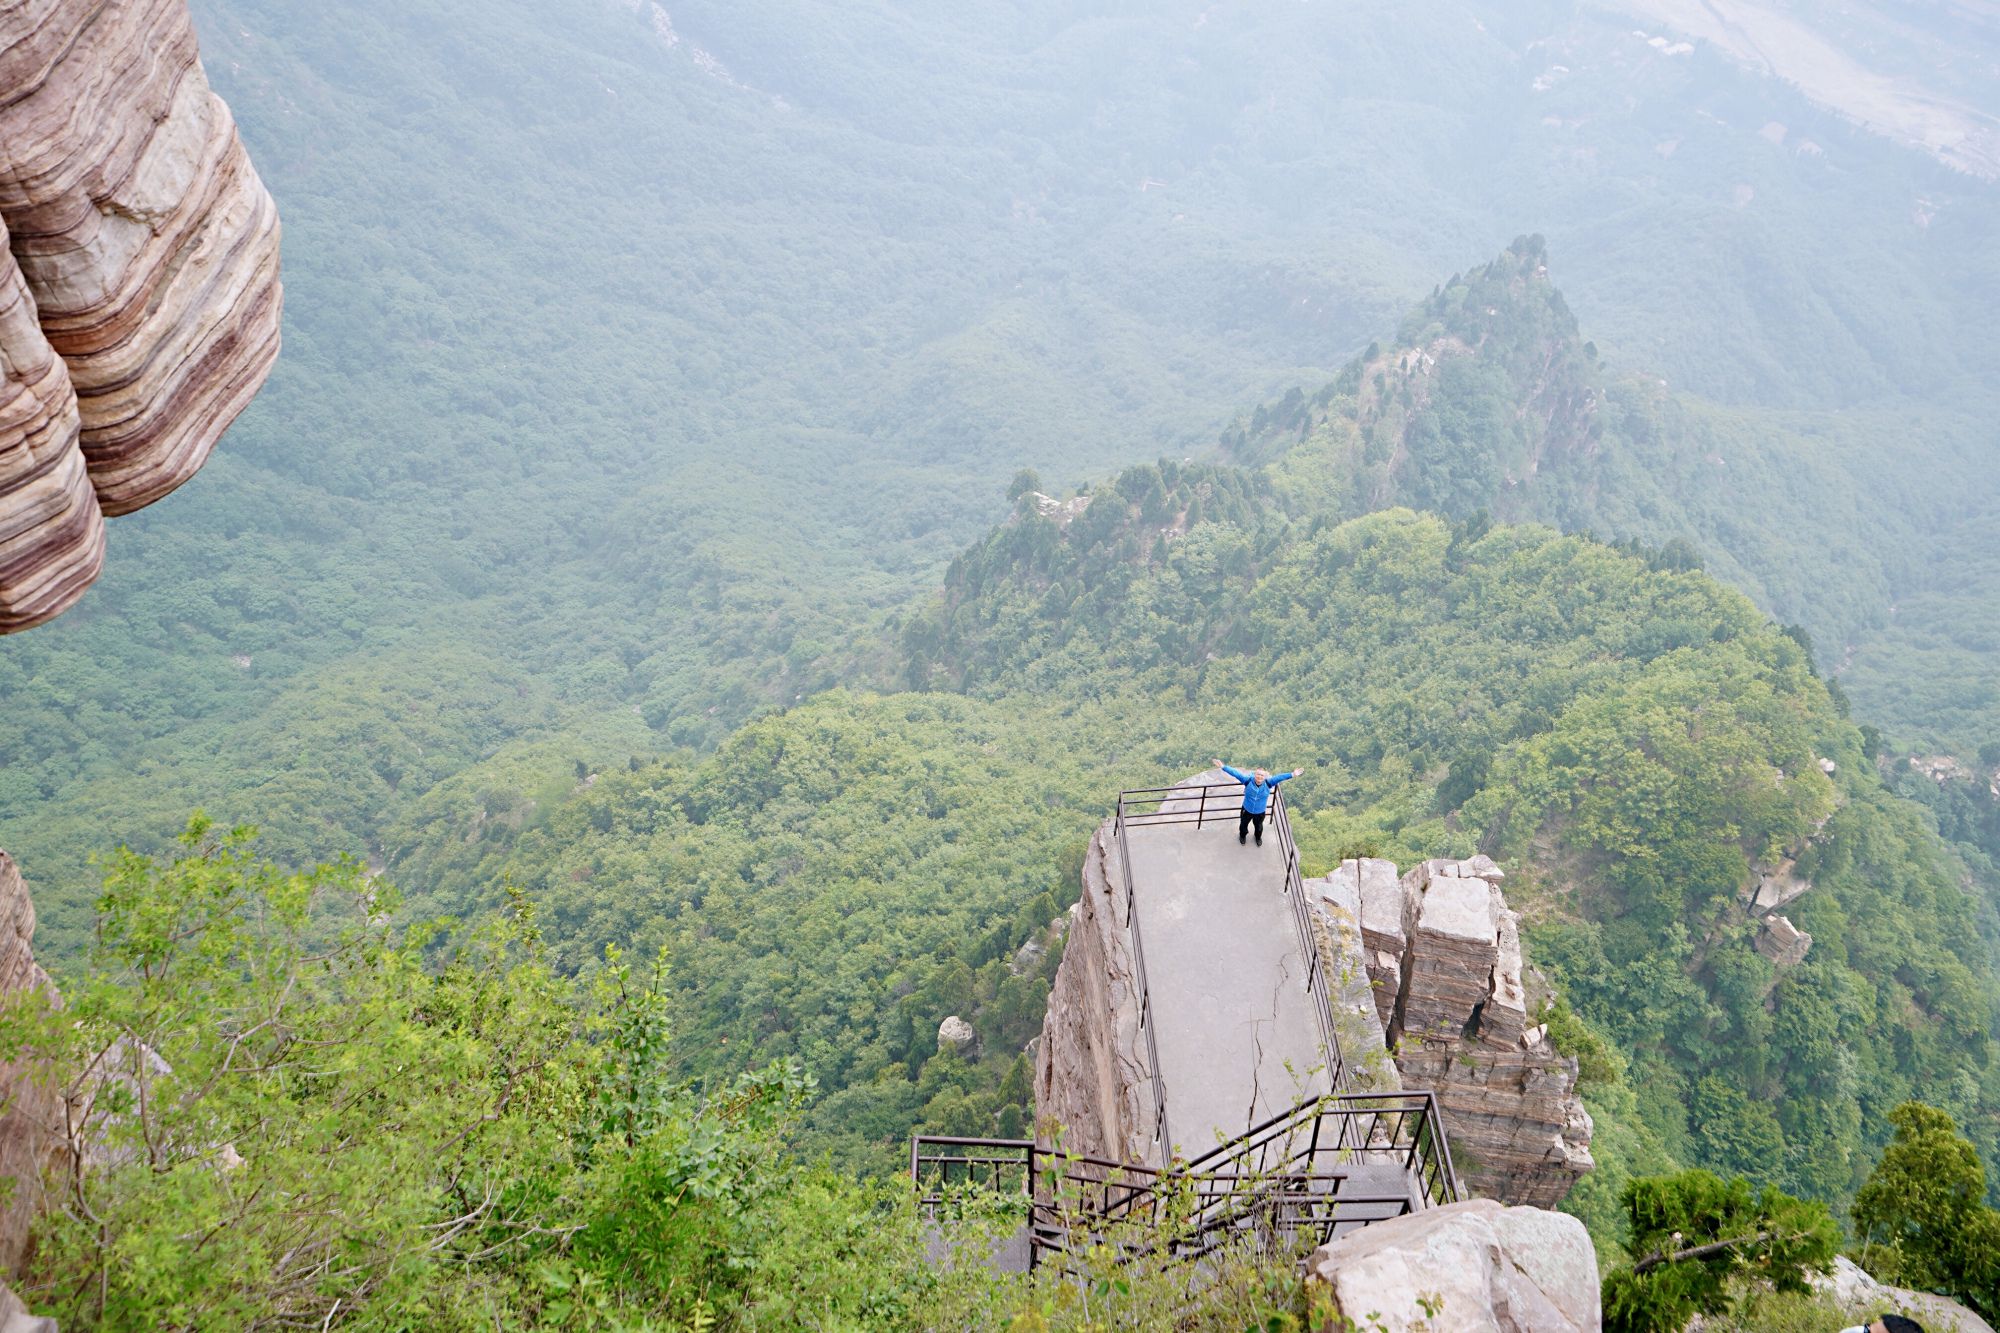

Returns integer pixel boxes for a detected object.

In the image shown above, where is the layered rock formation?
[0,0,281,631]
[1756,913,1813,967]
[0,226,102,631]
[1314,856,1594,1208]
[1032,815,1158,1165]
[1305,1198,1600,1333]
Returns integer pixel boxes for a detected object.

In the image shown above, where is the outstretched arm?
[1219,763,1250,783]
[1271,769,1298,784]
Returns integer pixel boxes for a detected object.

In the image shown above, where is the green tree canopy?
[1602,1170,1838,1333]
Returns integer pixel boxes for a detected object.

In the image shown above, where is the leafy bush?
[1601,1170,1838,1333]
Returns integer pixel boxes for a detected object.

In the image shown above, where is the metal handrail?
[911,1090,1461,1271]
[911,1135,1035,1219]
[1180,1090,1460,1206]
[1269,789,1347,1091]
[1112,793,1175,1165]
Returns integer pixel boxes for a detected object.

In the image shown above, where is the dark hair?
[1879,1315,1925,1333]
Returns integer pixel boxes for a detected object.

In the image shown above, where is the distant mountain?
[5,0,1994,956]
[1614,0,2000,179]
[917,239,1998,758]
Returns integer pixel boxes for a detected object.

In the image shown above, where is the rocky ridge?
[1313,855,1595,1209]
[1034,791,1595,1208]
[0,0,281,631]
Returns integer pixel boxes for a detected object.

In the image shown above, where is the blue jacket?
[1221,765,1294,814]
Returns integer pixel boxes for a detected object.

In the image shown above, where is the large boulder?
[1755,913,1812,967]
[1306,1198,1600,1332]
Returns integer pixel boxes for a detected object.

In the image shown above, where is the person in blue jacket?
[1211,758,1297,846]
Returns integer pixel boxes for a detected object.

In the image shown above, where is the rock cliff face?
[1314,856,1594,1209]
[1032,812,1158,1165]
[0,0,281,631]
[0,853,59,1276]
[0,227,103,631]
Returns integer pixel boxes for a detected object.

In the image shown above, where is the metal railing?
[1115,781,1346,1095]
[912,1091,1459,1271]
[1269,789,1347,1091]
[1111,792,1175,1164]
[910,1134,1033,1213]
[1181,1089,1461,1210]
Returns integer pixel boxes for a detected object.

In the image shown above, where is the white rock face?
[1748,857,1812,914]
[1322,857,1406,1028]
[1756,913,1812,967]
[1305,1198,1599,1332]
[1811,1254,1994,1333]
[937,1015,975,1050]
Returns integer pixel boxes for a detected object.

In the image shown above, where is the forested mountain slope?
[923,491,2000,1233]
[1230,238,1999,755]
[392,495,2000,1252]
[2,0,1994,964]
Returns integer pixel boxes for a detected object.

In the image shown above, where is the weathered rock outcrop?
[1315,856,1594,1208]
[0,853,60,1276]
[0,226,102,631]
[1811,1253,1994,1333]
[1032,815,1158,1165]
[1755,913,1813,967]
[1747,857,1811,915]
[1305,1198,1600,1332]
[0,0,281,631]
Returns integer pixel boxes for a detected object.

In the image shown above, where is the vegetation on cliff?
[10,226,1998,1281]
[0,823,1351,1329]
[340,496,1989,1261]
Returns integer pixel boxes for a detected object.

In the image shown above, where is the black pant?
[1239,810,1266,843]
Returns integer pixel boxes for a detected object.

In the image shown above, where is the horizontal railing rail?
[911,1090,1459,1271]
[1269,788,1346,1091]
[1112,791,1176,1164]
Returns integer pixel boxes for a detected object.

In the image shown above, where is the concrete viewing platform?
[1118,772,1334,1162]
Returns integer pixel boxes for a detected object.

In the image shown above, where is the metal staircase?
[913,1091,1459,1272]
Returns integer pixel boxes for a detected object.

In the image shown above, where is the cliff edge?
[0,0,282,631]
